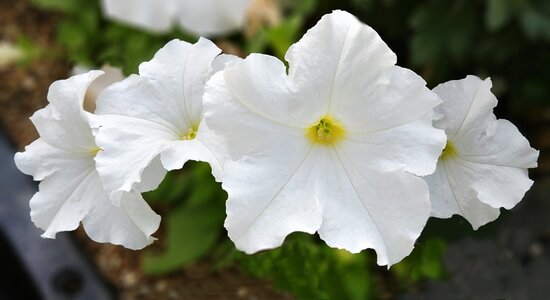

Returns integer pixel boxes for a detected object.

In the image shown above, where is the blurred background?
[0,0,549,299]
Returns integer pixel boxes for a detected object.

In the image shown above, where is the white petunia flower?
[100,0,252,36]
[14,71,161,249]
[91,38,228,207]
[425,76,539,229]
[203,10,446,266]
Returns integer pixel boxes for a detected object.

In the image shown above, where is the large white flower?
[100,0,252,36]
[14,71,161,249]
[91,38,227,207]
[203,10,446,266]
[425,76,539,229]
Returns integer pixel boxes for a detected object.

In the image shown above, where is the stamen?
[90,147,101,157]
[306,116,346,145]
[440,141,457,160]
[180,127,197,140]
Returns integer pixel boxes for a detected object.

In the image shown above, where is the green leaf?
[486,0,515,31]
[142,199,225,275]
[520,8,550,40]
[392,238,446,285]
[267,16,304,59]
[245,27,270,55]
[30,0,81,13]
[292,0,317,15]
[231,234,374,300]
[15,36,43,65]
[142,162,227,275]
[279,0,317,15]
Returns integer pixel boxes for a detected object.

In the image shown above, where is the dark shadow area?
[0,129,114,300]
[0,230,41,299]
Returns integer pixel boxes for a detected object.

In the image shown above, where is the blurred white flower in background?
[14,71,161,249]
[203,11,446,266]
[101,0,252,36]
[0,41,23,68]
[425,76,539,229]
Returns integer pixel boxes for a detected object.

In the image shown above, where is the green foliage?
[245,0,317,60]
[30,0,81,13]
[142,163,226,275]
[392,238,446,286]
[218,233,374,300]
[248,15,304,60]
[348,0,550,106]
[31,0,194,75]
[410,1,479,68]
[409,0,513,68]
[15,36,44,66]
[486,0,521,31]
[486,0,550,39]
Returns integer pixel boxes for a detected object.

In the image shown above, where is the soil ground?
[402,178,550,300]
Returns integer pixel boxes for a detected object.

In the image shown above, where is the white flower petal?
[96,39,221,131]
[338,67,446,176]
[83,189,161,250]
[177,0,251,36]
[30,168,94,238]
[425,160,501,229]
[344,117,445,176]
[160,133,223,181]
[205,72,305,156]
[31,71,104,152]
[19,150,96,238]
[335,66,442,133]
[317,147,431,266]
[204,11,445,264]
[432,75,497,140]
[100,0,175,33]
[138,156,168,192]
[223,53,318,128]
[94,39,224,201]
[28,159,160,248]
[138,38,221,126]
[212,54,241,73]
[204,72,322,253]
[19,141,160,249]
[94,75,181,133]
[433,76,538,168]
[71,64,125,112]
[285,10,397,115]
[223,148,322,254]
[14,139,89,181]
[100,0,251,36]
[456,119,538,169]
[91,114,173,204]
[15,71,160,248]
[15,72,103,178]
[427,75,539,228]
[30,106,93,153]
[451,158,533,211]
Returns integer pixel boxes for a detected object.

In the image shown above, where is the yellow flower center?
[90,146,101,157]
[306,115,346,145]
[180,126,197,140]
[440,140,457,160]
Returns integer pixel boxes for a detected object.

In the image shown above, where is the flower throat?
[306,116,346,145]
